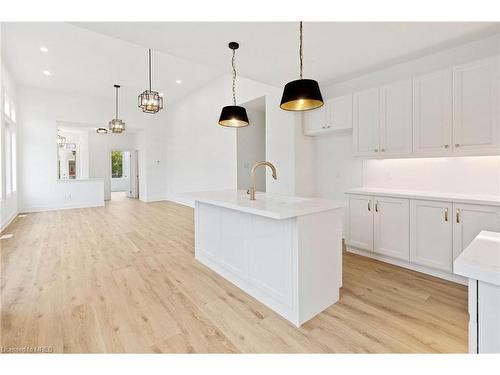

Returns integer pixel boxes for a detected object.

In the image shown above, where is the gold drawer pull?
[444,208,448,222]
[456,209,460,223]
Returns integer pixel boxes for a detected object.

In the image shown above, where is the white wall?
[16,86,167,211]
[237,106,266,191]
[165,74,312,206]
[314,33,500,201]
[1,35,19,229]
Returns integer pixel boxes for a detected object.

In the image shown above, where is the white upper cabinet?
[413,69,453,155]
[326,94,352,131]
[453,56,500,152]
[379,79,413,155]
[353,88,380,156]
[303,94,353,136]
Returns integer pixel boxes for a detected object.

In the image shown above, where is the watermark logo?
[0,346,54,353]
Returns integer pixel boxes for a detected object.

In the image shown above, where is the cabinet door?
[413,69,453,155]
[353,88,380,156]
[453,57,500,152]
[379,79,413,156]
[303,106,327,135]
[326,94,353,131]
[453,203,500,262]
[347,194,373,251]
[373,196,409,260]
[478,281,500,353]
[410,200,453,272]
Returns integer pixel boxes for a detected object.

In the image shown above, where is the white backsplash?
[363,156,500,196]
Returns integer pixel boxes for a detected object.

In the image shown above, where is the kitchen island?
[189,190,345,327]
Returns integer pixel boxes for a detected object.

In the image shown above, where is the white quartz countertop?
[188,190,345,219]
[454,231,500,286]
[346,187,500,206]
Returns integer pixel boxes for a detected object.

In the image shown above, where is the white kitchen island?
[189,190,345,327]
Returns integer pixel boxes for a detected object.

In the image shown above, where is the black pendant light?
[218,42,249,127]
[138,49,164,114]
[280,22,324,111]
[109,84,126,133]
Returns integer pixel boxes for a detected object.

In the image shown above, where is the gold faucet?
[247,161,277,200]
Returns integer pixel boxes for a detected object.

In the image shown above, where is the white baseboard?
[346,246,467,285]
[1,210,18,232]
[20,202,104,213]
[165,193,195,208]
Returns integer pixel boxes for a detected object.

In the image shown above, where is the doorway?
[110,150,139,199]
[237,96,266,192]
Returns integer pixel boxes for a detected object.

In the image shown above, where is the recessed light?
[43,70,51,76]
[40,46,49,52]
[175,79,182,84]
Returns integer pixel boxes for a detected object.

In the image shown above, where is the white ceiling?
[1,22,223,101]
[75,22,500,86]
[2,22,500,102]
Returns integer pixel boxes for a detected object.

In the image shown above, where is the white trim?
[164,193,195,207]
[346,245,467,285]
[20,202,104,213]
[1,210,18,232]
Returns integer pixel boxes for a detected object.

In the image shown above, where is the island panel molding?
[192,191,344,326]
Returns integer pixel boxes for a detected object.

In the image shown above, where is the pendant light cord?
[115,86,119,119]
[232,48,237,105]
[148,49,152,91]
[299,21,303,79]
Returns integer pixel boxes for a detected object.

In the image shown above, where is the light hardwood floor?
[0,195,468,353]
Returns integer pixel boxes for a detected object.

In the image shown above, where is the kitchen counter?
[191,190,343,326]
[346,187,500,206]
[188,189,345,219]
[454,231,500,286]
[454,231,500,353]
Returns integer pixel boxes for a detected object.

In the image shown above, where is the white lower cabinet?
[410,200,453,272]
[347,194,373,251]
[373,197,409,260]
[347,192,500,283]
[453,203,500,261]
[347,195,409,260]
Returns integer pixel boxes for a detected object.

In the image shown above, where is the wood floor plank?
[0,196,468,353]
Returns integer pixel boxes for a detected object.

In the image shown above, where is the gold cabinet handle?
[455,144,460,147]
[444,208,448,222]
[444,144,449,149]
[456,209,460,223]
[381,148,385,152]
[374,149,379,152]
[368,200,371,211]
[375,200,379,213]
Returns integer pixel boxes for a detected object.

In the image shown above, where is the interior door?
[353,88,379,156]
[379,79,413,156]
[128,150,139,199]
[373,196,410,260]
[413,69,453,155]
[453,56,500,152]
[410,199,453,272]
[347,194,374,251]
[453,203,500,262]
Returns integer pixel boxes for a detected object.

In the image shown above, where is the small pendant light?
[280,22,324,111]
[109,84,126,133]
[138,49,164,114]
[218,42,249,127]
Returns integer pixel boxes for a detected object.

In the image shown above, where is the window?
[2,90,17,198]
[111,151,123,178]
[4,122,12,195]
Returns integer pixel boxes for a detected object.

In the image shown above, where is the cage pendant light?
[280,22,324,111]
[109,85,126,133]
[218,42,249,127]
[138,49,163,114]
